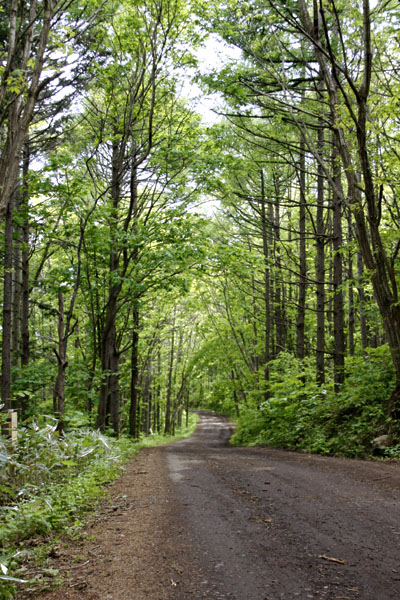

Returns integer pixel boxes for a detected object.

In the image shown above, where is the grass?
[0,412,199,599]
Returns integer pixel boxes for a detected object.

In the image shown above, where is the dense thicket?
[0,0,400,464]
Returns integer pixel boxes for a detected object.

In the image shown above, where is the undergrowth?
[0,413,198,599]
[230,347,400,458]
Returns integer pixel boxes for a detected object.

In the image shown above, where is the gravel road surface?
[164,412,400,600]
[32,411,400,600]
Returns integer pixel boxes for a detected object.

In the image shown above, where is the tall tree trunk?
[251,272,259,374]
[357,252,369,352]
[296,134,307,360]
[12,189,21,369]
[109,329,120,436]
[164,310,176,435]
[128,155,140,437]
[129,307,140,437]
[97,300,120,432]
[141,358,152,435]
[20,144,30,415]
[155,345,161,434]
[347,213,355,356]
[96,132,121,433]
[273,184,285,352]
[260,170,271,398]
[1,196,14,409]
[316,123,326,385]
[332,133,345,392]
[53,291,67,433]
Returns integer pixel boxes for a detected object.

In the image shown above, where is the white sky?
[183,34,242,126]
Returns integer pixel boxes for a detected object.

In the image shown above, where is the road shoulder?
[20,447,199,600]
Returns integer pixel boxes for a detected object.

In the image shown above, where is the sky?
[183,34,242,126]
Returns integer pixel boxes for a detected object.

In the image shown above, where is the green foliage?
[0,413,198,598]
[0,426,132,597]
[231,347,396,457]
[0,422,133,530]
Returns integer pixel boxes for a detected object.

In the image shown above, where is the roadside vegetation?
[229,349,399,458]
[0,413,198,599]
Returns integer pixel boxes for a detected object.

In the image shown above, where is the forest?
[1,0,400,592]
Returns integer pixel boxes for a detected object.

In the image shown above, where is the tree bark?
[296,134,307,361]
[20,143,30,415]
[12,188,21,368]
[347,213,355,356]
[1,195,15,409]
[53,291,67,433]
[260,170,271,398]
[316,122,326,385]
[273,193,286,353]
[129,307,140,437]
[164,310,176,435]
[357,252,369,352]
[332,133,345,392]
[96,131,122,433]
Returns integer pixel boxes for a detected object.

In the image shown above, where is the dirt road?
[34,411,400,600]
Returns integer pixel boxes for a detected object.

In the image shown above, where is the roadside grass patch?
[136,413,198,449]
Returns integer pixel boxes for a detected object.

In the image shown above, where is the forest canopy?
[0,0,400,460]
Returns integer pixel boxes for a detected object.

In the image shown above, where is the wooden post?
[1,410,18,442]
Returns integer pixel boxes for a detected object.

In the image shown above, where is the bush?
[0,422,136,598]
[0,413,198,598]
[231,346,396,458]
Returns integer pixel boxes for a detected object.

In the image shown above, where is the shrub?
[231,346,396,458]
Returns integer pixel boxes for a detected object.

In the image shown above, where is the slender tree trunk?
[164,310,176,435]
[316,123,326,385]
[109,332,120,436]
[97,133,121,433]
[143,359,152,436]
[156,345,162,433]
[185,390,189,427]
[273,187,285,352]
[357,252,369,352]
[268,199,276,358]
[296,134,307,360]
[171,330,184,435]
[328,226,334,341]
[260,170,271,398]
[21,216,30,370]
[251,273,259,373]
[129,307,140,437]
[12,189,21,369]
[347,213,355,356]
[53,291,67,433]
[332,134,345,392]
[1,193,15,409]
[20,144,30,415]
